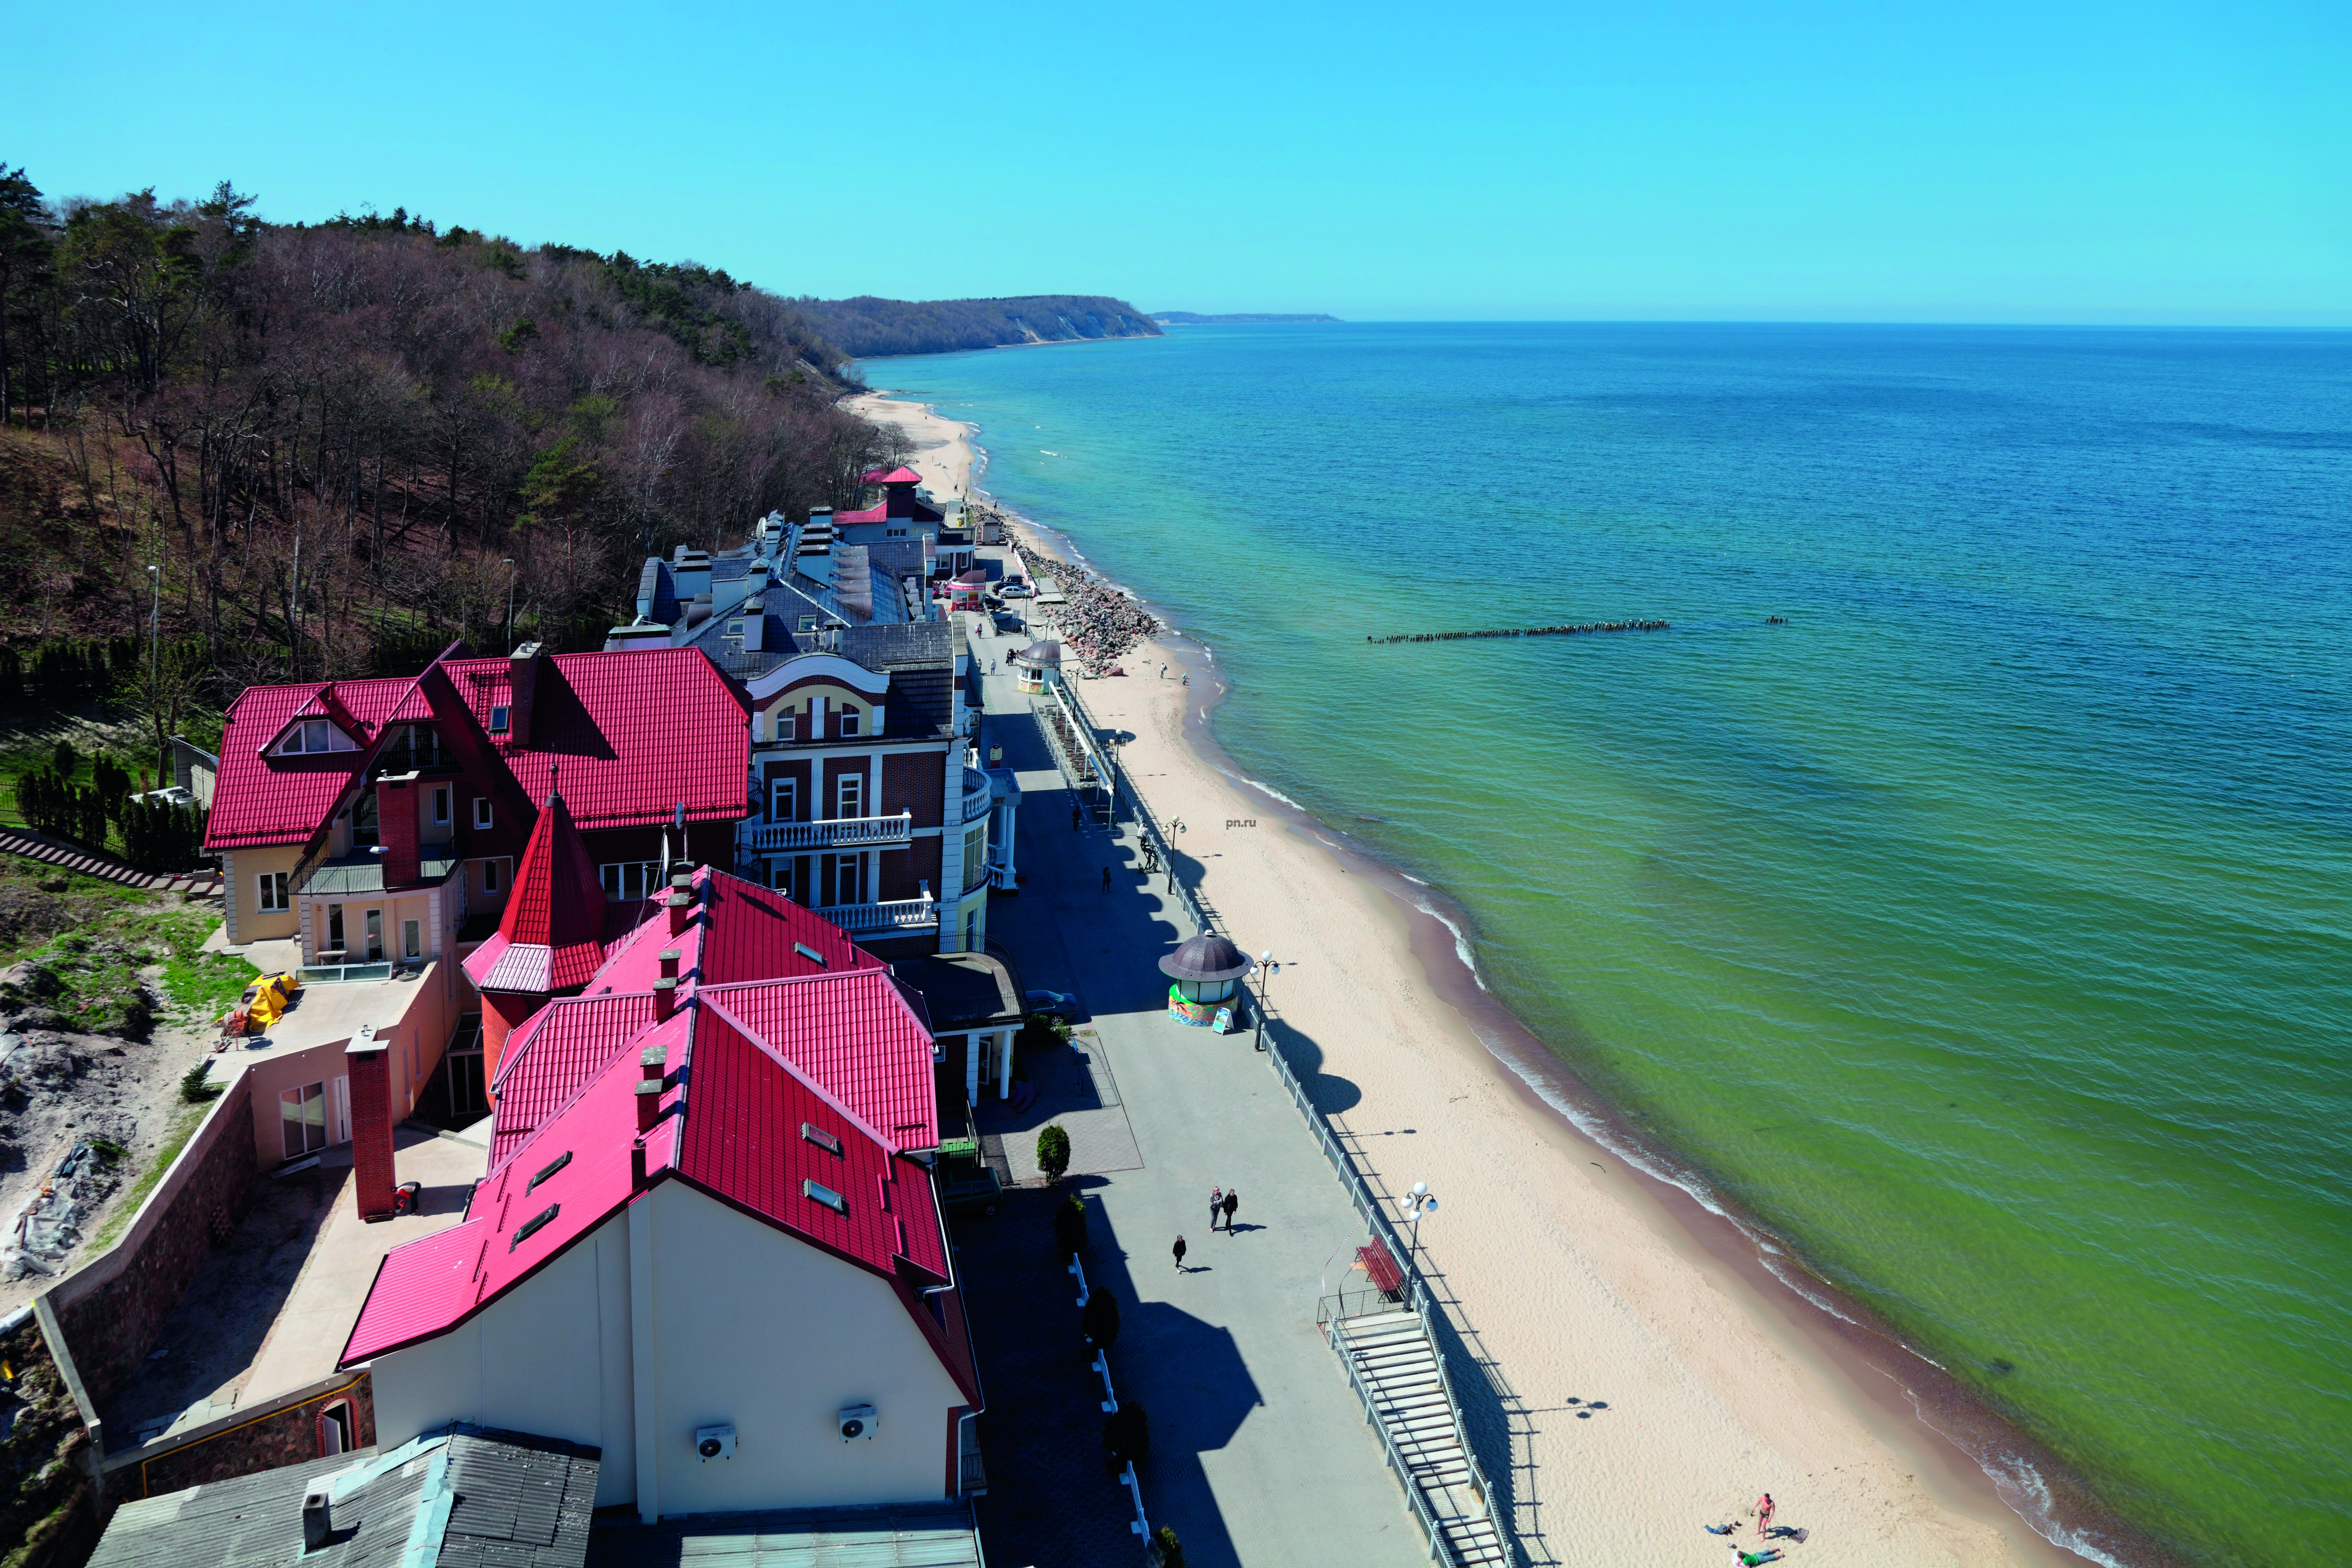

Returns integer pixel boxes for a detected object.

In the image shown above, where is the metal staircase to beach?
[1330,1309,1510,1565]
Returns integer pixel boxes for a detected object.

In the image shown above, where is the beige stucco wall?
[368,1178,963,1517]
[224,844,305,944]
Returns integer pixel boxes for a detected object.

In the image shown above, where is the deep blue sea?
[875,323,2352,1567]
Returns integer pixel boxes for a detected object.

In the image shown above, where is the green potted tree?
[1149,1525,1184,1568]
[1036,1123,1071,1184]
[1053,1192,1089,1257]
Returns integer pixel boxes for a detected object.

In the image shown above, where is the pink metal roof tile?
[489,992,662,1168]
[462,789,609,995]
[681,999,949,1286]
[861,467,923,486]
[343,998,962,1389]
[834,504,887,524]
[700,973,938,1151]
[206,677,419,849]
[439,649,748,829]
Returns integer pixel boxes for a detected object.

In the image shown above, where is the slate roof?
[87,1427,599,1568]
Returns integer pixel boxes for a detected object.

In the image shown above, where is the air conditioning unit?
[837,1403,878,1442]
[695,1424,735,1461]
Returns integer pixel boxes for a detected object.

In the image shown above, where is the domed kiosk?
[1158,933,1256,1030]
[1013,638,1063,695]
[946,568,991,613]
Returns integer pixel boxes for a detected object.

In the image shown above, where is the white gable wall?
[365,1180,964,1519]
[642,1178,963,1516]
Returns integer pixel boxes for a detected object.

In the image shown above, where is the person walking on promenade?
[1071,803,1082,832]
[1223,1188,1239,1232]
[1173,1235,1188,1271]
[1101,865,1112,894]
[1209,1186,1223,1231]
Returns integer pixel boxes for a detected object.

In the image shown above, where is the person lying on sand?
[1735,1552,1783,1567]
[1704,1523,1739,1535]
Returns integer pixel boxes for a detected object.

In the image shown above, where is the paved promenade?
[960,607,1430,1568]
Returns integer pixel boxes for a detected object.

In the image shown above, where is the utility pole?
[503,558,517,653]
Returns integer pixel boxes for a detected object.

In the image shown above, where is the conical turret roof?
[462,784,612,995]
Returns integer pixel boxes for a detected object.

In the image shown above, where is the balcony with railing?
[960,768,992,826]
[743,811,914,854]
[815,897,938,935]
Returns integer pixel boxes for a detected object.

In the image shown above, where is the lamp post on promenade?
[1253,950,1279,1052]
[1403,1182,1437,1281]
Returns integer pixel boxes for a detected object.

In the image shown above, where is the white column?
[965,1031,981,1111]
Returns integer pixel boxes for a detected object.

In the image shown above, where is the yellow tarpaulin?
[245,972,299,1029]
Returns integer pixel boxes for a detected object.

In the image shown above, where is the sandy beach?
[858,387,2093,1568]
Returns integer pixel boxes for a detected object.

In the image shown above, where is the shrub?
[1151,1526,1185,1568]
[179,1062,221,1103]
[1102,1402,1150,1469]
[1035,1123,1071,1184]
[1053,1192,1089,1257]
[1081,1286,1121,1352]
[51,739,76,779]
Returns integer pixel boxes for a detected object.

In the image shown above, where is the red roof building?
[341,864,974,1523]
[206,643,747,964]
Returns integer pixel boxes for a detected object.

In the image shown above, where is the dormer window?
[489,705,511,735]
[775,711,797,742]
[839,709,861,738]
[279,719,338,755]
[725,619,743,638]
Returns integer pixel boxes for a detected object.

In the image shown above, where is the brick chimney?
[741,596,765,653]
[376,778,419,889]
[347,1024,397,1222]
[658,948,680,980]
[666,888,694,935]
[636,1045,667,1134]
[651,976,677,1020]
[508,642,543,748]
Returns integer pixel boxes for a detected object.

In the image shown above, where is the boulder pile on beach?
[1014,542,1159,673]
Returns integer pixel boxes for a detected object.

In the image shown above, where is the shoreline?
[853,389,2170,1568]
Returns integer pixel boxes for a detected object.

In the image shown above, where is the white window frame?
[256,871,290,913]
[772,778,797,823]
[836,772,863,820]
[600,861,662,902]
[402,918,422,962]
[472,797,493,830]
[481,857,505,895]
[839,707,862,738]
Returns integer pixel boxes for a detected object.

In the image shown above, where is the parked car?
[1000,581,1035,599]
[1025,989,1078,1024]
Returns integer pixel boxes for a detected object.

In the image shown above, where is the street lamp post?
[502,558,517,653]
[146,564,162,779]
[1403,1182,1438,1282]
[1253,950,1278,1052]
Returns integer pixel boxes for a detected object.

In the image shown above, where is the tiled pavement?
[957,598,1431,1568]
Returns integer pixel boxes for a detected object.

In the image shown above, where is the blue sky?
[10,0,2347,322]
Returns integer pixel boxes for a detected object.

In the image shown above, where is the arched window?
[317,1400,354,1456]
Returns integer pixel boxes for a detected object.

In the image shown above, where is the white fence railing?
[815,897,937,934]
[744,812,912,852]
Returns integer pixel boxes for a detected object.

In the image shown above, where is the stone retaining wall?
[45,1071,257,1407]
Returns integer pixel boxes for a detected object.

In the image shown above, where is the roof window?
[489,705,511,734]
[793,942,828,968]
[527,1150,572,1194]
[801,1123,843,1156]
[510,1202,560,1251]
[803,1179,847,1215]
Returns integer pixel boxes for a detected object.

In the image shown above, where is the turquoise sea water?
[875,325,2351,1567]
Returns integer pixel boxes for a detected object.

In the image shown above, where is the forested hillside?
[792,295,1161,358]
[0,168,914,767]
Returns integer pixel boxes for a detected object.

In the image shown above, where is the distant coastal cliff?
[796,295,1162,358]
[1152,311,1342,324]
